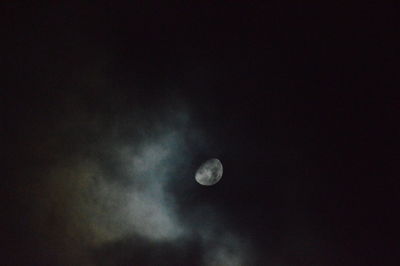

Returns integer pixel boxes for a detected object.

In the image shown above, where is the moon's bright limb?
[195,158,223,186]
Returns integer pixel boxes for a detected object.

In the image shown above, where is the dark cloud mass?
[7,64,252,265]
[4,28,252,263]
[3,2,399,266]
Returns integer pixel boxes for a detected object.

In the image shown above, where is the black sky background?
[3,2,400,266]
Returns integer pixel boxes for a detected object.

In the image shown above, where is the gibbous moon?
[195,158,223,186]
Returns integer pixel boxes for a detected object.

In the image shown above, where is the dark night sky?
[3,2,399,266]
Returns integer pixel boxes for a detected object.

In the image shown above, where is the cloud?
[27,93,252,265]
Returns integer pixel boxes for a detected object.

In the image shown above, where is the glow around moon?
[195,158,223,186]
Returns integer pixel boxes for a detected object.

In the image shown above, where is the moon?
[195,158,223,186]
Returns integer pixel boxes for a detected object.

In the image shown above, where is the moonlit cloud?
[30,96,252,265]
